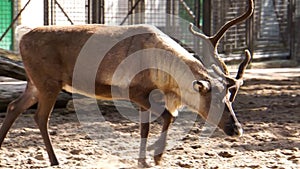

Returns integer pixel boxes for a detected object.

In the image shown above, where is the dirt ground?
[0,68,299,169]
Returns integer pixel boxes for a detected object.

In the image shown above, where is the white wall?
[53,0,86,25]
[144,0,167,26]
[20,0,44,27]
[20,0,86,26]
[104,0,168,26]
[105,0,129,25]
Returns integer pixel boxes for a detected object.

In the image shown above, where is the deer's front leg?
[0,82,38,147]
[148,110,174,165]
[138,109,151,168]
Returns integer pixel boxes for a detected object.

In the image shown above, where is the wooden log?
[0,48,26,81]
[0,56,26,81]
[0,48,22,61]
[0,79,72,112]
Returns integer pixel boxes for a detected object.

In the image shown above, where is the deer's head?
[190,0,254,136]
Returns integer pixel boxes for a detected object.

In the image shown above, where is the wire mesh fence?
[211,0,248,55]
[102,0,199,51]
[0,0,13,50]
[253,0,291,58]
[47,0,87,25]
[0,0,298,60]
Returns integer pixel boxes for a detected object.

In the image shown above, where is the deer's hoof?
[154,154,163,165]
[138,158,151,168]
[50,158,59,166]
[50,161,59,166]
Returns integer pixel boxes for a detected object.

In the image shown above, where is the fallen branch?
[0,56,26,81]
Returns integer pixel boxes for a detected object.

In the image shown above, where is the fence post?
[203,0,211,36]
[246,8,254,58]
[92,0,105,24]
[44,0,49,25]
[289,0,296,61]
[91,0,97,23]
[194,0,201,28]
[293,0,300,62]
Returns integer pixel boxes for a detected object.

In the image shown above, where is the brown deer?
[0,0,254,167]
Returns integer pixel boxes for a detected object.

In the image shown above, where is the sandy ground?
[0,68,299,169]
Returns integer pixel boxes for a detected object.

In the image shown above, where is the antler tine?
[211,64,226,78]
[189,23,209,40]
[210,0,254,47]
[211,64,236,85]
[212,63,239,102]
[228,50,252,102]
[236,49,252,79]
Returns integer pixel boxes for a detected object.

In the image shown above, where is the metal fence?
[210,0,248,56]
[208,0,294,61]
[252,0,291,58]
[42,0,300,61]
[45,0,87,25]
[0,0,298,62]
[0,0,13,50]
[44,0,202,52]
[295,0,300,61]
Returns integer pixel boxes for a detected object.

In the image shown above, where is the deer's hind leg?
[0,81,38,146]
[33,79,62,166]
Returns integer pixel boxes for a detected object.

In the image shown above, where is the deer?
[0,0,254,167]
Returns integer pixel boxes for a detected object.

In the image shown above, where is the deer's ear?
[192,80,211,94]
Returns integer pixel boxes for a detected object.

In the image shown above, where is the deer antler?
[190,0,254,48]
[236,49,252,79]
[209,0,254,47]
[229,50,252,102]
[212,50,252,102]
